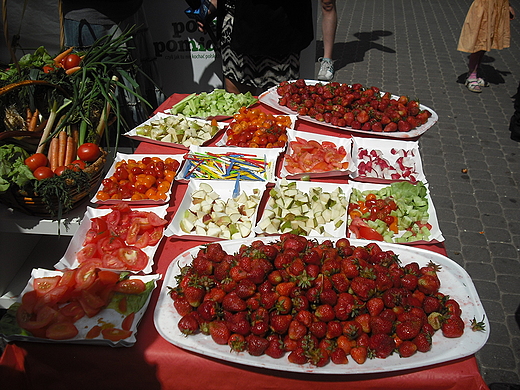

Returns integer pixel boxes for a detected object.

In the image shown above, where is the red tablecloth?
[0,94,489,390]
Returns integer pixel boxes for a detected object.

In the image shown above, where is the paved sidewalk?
[316,0,520,386]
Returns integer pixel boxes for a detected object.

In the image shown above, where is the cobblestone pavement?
[316,0,520,386]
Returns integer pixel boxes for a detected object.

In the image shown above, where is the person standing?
[317,0,337,81]
[457,0,515,93]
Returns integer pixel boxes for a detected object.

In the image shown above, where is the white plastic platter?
[54,204,168,274]
[123,112,226,150]
[348,182,444,244]
[1,268,160,347]
[350,137,426,184]
[164,179,267,241]
[278,128,355,179]
[154,236,489,374]
[91,153,184,205]
[259,80,438,139]
[254,179,352,238]
[175,145,281,183]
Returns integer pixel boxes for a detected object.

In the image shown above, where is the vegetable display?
[284,137,349,174]
[169,236,469,367]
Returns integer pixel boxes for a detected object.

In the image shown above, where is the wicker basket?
[0,150,107,218]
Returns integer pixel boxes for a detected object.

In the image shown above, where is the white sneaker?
[317,57,334,81]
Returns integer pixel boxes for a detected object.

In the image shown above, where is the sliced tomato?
[114,279,146,294]
[114,246,148,271]
[46,321,79,340]
[125,219,141,245]
[134,230,150,249]
[86,325,102,339]
[118,296,128,313]
[21,290,40,314]
[122,312,135,331]
[102,253,127,270]
[33,276,61,297]
[147,226,164,246]
[104,209,121,229]
[97,236,125,256]
[79,289,106,310]
[77,243,98,263]
[41,285,72,305]
[16,304,56,331]
[59,301,85,322]
[101,327,133,342]
[97,270,120,285]
[75,259,102,290]
[349,217,384,241]
[57,269,77,289]
[147,212,168,227]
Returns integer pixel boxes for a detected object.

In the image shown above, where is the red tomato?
[54,166,68,176]
[46,321,79,340]
[33,276,61,297]
[97,270,120,285]
[75,259,102,290]
[113,247,148,271]
[77,143,101,162]
[16,304,56,331]
[97,236,125,255]
[101,327,133,342]
[63,53,81,70]
[25,153,48,172]
[122,312,135,331]
[33,166,55,180]
[59,302,85,322]
[77,243,98,263]
[114,279,146,294]
[147,226,164,246]
[147,212,168,227]
[42,65,55,73]
[102,253,127,270]
[68,160,87,170]
[86,325,102,339]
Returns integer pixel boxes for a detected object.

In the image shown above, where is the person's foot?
[317,58,334,81]
[465,78,482,93]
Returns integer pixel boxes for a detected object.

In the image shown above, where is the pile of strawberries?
[276,80,432,133]
[170,235,468,366]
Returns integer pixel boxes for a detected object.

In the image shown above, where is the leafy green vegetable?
[0,144,34,192]
[170,89,258,118]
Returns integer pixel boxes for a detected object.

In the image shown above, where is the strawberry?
[269,314,292,334]
[400,273,418,291]
[267,270,283,285]
[354,313,371,334]
[275,295,293,314]
[368,333,395,359]
[173,295,193,317]
[417,274,440,295]
[184,285,205,308]
[209,320,230,345]
[334,300,353,321]
[319,288,338,306]
[192,255,213,276]
[369,315,393,335]
[330,347,349,364]
[288,346,308,364]
[308,346,330,367]
[395,319,422,340]
[367,297,384,317]
[314,304,336,322]
[275,281,296,297]
[260,291,278,310]
[227,315,251,336]
[222,292,247,312]
[246,334,269,356]
[412,332,432,353]
[398,340,417,358]
[265,334,286,359]
[342,320,363,340]
[444,298,462,317]
[204,287,226,303]
[309,321,328,339]
[422,295,440,314]
[178,313,199,335]
[382,287,410,308]
[326,321,343,339]
[228,333,246,352]
[250,320,269,336]
[235,279,256,299]
[350,346,367,364]
[340,258,359,278]
[330,273,350,293]
[350,276,376,301]
[291,295,309,312]
[288,319,307,341]
[441,315,465,338]
[196,300,218,322]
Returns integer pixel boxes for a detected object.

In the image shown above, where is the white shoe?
[317,58,334,81]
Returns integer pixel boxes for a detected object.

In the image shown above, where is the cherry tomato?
[33,166,55,180]
[63,53,81,70]
[25,153,48,172]
[68,160,86,170]
[77,143,101,162]
[114,279,146,294]
[54,166,68,176]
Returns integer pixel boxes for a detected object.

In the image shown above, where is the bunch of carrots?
[47,128,80,172]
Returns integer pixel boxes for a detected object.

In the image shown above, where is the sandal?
[476,77,489,87]
[465,78,482,93]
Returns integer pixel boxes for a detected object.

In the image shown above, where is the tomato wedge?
[113,246,148,271]
[33,276,61,297]
[122,312,135,331]
[46,321,79,340]
[114,279,146,294]
[101,327,133,342]
[16,304,57,331]
[86,325,102,339]
[349,217,384,241]
[75,259,102,290]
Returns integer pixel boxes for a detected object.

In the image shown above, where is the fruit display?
[256,179,350,236]
[165,236,475,368]
[95,154,182,202]
[221,107,293,148]
[348,181,437,243]
[275,80,432,133]
[171,181,263,239]
[129,113,221,148]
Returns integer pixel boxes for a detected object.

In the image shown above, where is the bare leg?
[468,50,485,79]
[321,0,337,59]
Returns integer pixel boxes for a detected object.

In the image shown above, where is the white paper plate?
[2,268,160,347]
[154,237,489,374]
[164,179,267,241]
[123,112,226,150]
[348,182,444,244]
[176,145,281,183]
[254,179,352,237]
[259,80,438,139]
[350,137,426,184]
[91,153,184,205]
[54,205,168,274]
[278,129,355,179]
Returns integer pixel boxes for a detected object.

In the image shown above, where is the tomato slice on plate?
[33,276,61,297]
[101,327,133,342]
[97,270,120,285]
[114,279,146,294]
[16,304,56,331]
[75,259,102,290]
[113,246,148,271]
[147,212,168,227]
[125,219,141,245]
[147,226,164,246]
[97,236,125,256]
[122,312,135,331]
[59,301,85,322]
[46,321,79,340]
[134,230,150,249]
[86,325,102,339]
[102,253,127,270]
[77,243,98,263]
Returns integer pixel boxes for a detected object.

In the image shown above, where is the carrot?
[26,108,32,130]
[54,47,73,66]
[35,119,48,132]
[71,125,79,148]
[49,137,59,172]
[64,135,76,166]
[65,66,81,75]
[28,108,39,131]
[58,130,67,167]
